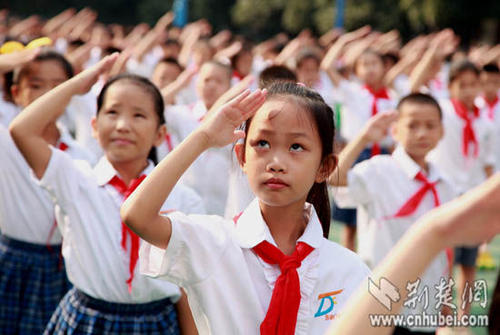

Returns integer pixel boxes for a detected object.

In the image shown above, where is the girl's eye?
[256,140,269,148]
[290,143,304,152]
[134,113,146,118]
[106,110,117,115]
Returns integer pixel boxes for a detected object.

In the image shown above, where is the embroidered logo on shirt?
[314,289,343,320]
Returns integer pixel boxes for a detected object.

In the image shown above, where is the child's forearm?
[121,129,210,248]
[328,133,369,186]
[329,220,442,335]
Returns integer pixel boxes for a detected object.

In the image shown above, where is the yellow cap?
[0,41,25,54]
[26,37,53,49]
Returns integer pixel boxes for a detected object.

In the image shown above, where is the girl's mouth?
[264,178,289,190]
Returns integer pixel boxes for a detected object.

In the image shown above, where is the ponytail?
[306,181,331,238]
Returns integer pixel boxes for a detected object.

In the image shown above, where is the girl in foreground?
[10,54,200,334]
[121,82,370,334]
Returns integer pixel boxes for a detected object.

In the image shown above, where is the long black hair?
[243,82,336,238]
[97,74,165,165]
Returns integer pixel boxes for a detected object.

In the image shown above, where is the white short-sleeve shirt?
[428,99,496,193]
[343,146,457,330]
[0,125,93,244]
[38,149,204,303]
[140,198,370,334]
[476,95,500,171]
[336,79,397,144]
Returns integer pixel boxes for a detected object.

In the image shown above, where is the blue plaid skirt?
[44,288,180,334]
[0,234,71,334]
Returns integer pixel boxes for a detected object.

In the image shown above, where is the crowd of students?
[0,8,499,335]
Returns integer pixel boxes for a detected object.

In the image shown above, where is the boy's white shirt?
[0,124,92,244]
[38,149,205,303]
[335,79,397,144]
[339,145,457,331]
[162,102,232,216]
[475,94,500,171]
[0,98,19,127]
[140,198,370,335]
[428,99,496,193]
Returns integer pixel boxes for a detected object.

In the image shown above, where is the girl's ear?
[153,124,167,147]
[234,143,246,171]
[315,154,337,183]
[91,117,98,140]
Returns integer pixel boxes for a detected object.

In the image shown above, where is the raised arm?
[9,54,118,179]
[320,26,371,86]
[328,111,397,186]
[121,89,266,249]
[327,173,500,335]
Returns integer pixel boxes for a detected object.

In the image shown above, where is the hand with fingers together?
[198,89,267,148]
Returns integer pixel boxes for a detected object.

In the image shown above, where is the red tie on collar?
[392,171,440,218]
[252,241,314,335]
[485,96,499,121]
[108,174,147,292]
[165,133,174,152]
[451,99,480,158]
[58,142,68,151]
[363,85,390,156]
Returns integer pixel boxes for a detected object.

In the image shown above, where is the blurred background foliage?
[2,0,500,44]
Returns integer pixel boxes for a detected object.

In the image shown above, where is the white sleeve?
[139,212,232,286]
[38,147,91,230]
[165,106,199,141]
[481,121,496,168]
[346,159,377,205]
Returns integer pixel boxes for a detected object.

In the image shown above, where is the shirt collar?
[234,198,324,250]
[392,145,441,182]
[94,157,154,186]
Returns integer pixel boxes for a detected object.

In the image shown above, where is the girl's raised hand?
[360,110,398,143]
[69,52,119,95]
[198,89,266,148]
[0,48,40,74]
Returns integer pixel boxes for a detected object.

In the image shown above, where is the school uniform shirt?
[140,198,370,334]
[343,146,457,330]
[38,149,205,303]
[224,156,255,219]
[0,99,19,127]
[67,91,104,160]
[476,95,500,171]
[428,99,496,193]
[163,102,232,215]
[335,79,397,144]
[0,125,92,245]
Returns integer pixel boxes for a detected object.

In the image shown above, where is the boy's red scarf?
[451,99,479,158]
[364,85,390,156]
[108,174,147,292]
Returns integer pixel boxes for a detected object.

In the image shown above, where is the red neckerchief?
[108,174,147,293]
[233,212,313,335]
[451,99,479,158]
[392,172,440,218]
[363,85,390,156]
[232,69,245,80]
[484,95,499,121]
[253,241,314,334]
[165,133,174,152]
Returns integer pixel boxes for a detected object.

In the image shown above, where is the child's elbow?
[120,203,138,230]
[8,121,23,144]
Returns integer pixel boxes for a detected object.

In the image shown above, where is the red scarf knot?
[364,85,390,157]
[451,99,479,158]
[253,240,314,335]
[108,174,147,293]
[393,171,440,218]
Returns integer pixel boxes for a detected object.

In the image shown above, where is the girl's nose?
[267,156,286,173]
[116,117,132,131]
